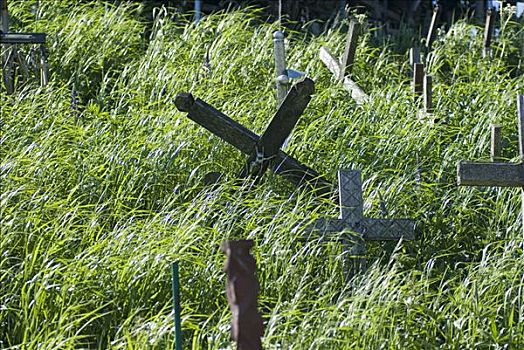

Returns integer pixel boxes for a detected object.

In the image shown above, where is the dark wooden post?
[491,124,502,161]
[221,240,263,350]
[413,63,424,95]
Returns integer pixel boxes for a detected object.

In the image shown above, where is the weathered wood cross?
[319,19,368,105]
[306,169,415,274]
[457,95,524,236]
[1,0,48,94]
[174,78,330,192]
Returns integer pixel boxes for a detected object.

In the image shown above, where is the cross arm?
[363,218,415,240]
[457,161,524,187]
[0,32,46,44]
[174,93,259,153]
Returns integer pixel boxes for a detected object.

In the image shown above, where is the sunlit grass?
[1,1,523,349]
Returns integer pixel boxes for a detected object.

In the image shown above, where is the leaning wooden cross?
[319,19,368,104]
[174,78,330,191]
[1,0,48,94]
[457,95,524,236]
[306,169,415,274]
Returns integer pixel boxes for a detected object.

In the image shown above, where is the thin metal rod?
[194,0,201,23]
[171,261,182,350]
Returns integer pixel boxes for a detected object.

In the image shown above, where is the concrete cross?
[319,19,368,105]
[174,78,330,192]
[307,169,415,274]
[1,0,48,94]
[457,95,524,236]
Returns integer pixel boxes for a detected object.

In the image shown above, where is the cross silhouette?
[174,78,330,192]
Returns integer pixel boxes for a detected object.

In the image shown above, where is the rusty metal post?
[221,240,263,350]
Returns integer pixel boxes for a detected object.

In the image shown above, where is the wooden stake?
[491,124,502,162]
[413,63,424,95]
[409,47,420,66]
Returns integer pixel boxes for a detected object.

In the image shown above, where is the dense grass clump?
[1,1,523,349]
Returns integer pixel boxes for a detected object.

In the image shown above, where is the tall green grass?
[1,1,523,349]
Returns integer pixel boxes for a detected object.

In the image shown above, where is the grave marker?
[221,240,263,350]
[306,169,415,275]
[457,95,524,236]
[413,63,424,95]
[0,0,48,93]
[318,18,367,104]
[174,78,330,192]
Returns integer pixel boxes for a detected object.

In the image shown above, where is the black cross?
[174,78,330,192]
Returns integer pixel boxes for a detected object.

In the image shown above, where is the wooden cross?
[319,19,368,105]
[307,169,415,274]
[457,95,524,236]
[1,0,48,94]
[174,78,330,192]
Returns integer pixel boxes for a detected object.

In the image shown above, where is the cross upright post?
[306,169,415,278]
[457,95,524,237]
[339,19,360,81]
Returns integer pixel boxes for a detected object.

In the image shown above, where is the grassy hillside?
[1,1,523,349]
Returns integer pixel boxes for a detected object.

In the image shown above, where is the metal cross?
[318,19,368,105]
[307,169,415,274]
[174,78,330,192]
[457,94,524,236]
[1,0,48,94]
